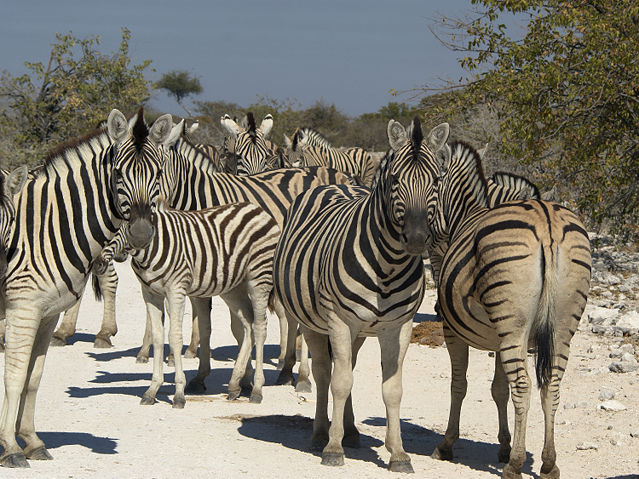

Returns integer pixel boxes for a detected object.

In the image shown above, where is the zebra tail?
[267,288,275,314]
[533,243,556,389]
[92,273,103,302]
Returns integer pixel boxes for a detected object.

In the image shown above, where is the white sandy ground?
[0,259,638,479]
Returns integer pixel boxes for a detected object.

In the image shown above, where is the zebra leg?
[492,353,512,463]
[294,331,312,393]
[277,309,287,369]
[432,325,469,462]
[136,307,154,363]
[247,284,269,404]
[186,297,212,394]
[302,326,331,452]
[0,318,4,352]
[16,314,58,461]
[94,264,118,348]
[50,298,81,346]
[184,296,201,359]
[342,336,365,448]
[222,286,254,400]
[0,307,44,467]
[140,288,165,406]
[378,319,413,473]
[321,316,358,467]
[166,289,187,409]
[274,297,297,386]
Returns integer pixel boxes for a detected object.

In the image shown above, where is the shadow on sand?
[413,312,439,323]
[18,432,117,454]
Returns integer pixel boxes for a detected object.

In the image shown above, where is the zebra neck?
[365,181,409,266]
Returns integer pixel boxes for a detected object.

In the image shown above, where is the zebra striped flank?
[0,108,171,468]
[274,117,450,471]
[428,140,591,478]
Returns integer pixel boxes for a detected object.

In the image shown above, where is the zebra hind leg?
[185,297,212,394]
[432,324,469,462]
[94,264,118,348]
[140,288,166,406]
[136,308,154,363]
[166,289,188,409]
[492,353,512,463]
[302,326,331,452]
[294,330,312,393]
[184,296,202,358]
[273,298,296,386]
[342,337,365,449]
[247,283,270,404]
[50,299,81,346]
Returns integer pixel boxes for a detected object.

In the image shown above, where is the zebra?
[424,141,591,479]
[97,201,279,407]
[273,117,451,471]
[152,131,356,394]
[0,107,172,468]
[286,127,333,148]
[220,112,284,175]
[283,129,377,186]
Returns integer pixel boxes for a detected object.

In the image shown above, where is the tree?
[424,1,639,235]
[156,70,202,117]
[0,28,152,167]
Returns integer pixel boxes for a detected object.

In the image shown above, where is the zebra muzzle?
[403,209,429,255]
[126,217,155,250]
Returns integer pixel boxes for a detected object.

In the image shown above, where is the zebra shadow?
[233,414,387,468]
[57,332,98,346]
[363,417,534,477]
[18,432,118,455]
[413,312,439,323]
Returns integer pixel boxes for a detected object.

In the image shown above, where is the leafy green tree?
[0,28,152,167]
[156,70,202,117]
[424,0,639,235]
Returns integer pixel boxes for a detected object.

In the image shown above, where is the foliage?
[425,0,639,234]
[0,28,152,167]
[156,70,202,116]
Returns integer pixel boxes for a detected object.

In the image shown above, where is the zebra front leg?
[166,289,187,409]
[493,353,512,463]
[274,298,296,386]
[186,297,212,394]
[94,264,118,348]
[136,307,154,363]
[226,298,254,390]
[140,288,165,406]
[301,326,331,451]
[294,332,312,393]
[432,324,469,462]
[321,316,358,467]
[50,298,81,346]
[0,306,43,467]
[222,286,254,399]
[342,336,365,448]
[378,319,414,473]
[184,296,202,359]
[16,314,58,461]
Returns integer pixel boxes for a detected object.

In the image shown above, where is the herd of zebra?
[0,107,591,479]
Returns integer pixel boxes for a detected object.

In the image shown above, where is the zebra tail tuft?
[533,243,556,389]
[92,273,103,302]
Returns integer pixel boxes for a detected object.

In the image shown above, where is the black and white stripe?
[273,118,451,471]
[426,141,591,478]
[0,108,171,468]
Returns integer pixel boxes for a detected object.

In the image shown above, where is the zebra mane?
[246,112,257,143]
[42,126,109,168]
[449,140,489,203]
[291,129,301,151]
[410,116,423,163]
[299,127,332,147]
[131,107,149,151]
[492,171,540,199]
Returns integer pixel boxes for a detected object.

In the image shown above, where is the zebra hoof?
[227,390,240,401]
[502,463,523,479]
[389,460,414,474]
[50,336,67,347]
[321,451,344,467]
[275,370,294,386]
[94,337,113,349]
[140,395,156,406]
[431,446,453,461]
[0,452,30,468]
[167,357,175,368]
[540,464,560,479]
[294,379,312,393]
[249,392,263,404]
[135,355,149,364]
[185,379,206,395]
[184,348,197,359]
[25,446,53,460]
[172,396,186,409]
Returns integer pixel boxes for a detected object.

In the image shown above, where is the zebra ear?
[436,144,452,172]
[221,114,242,138]
[107,109,129,143]
[477,143,489,160]
[148,114,174,145]
[6,165,28,195]
[258,114,273,137]
[283,134,292,149]
[239,115,249,130]
[164,119,184,148]
[187,122,199,135]
[426,122,450,154]
[387,120,407,151]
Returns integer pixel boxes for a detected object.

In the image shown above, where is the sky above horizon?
[2,1,501,117]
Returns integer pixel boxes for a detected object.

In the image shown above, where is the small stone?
[599,387,615,401]
[488,351,495,357]
[588,306,619,325]
[598,400,627,411]
[621,352,638,364]
[587,345,595,354]
[609,361,639,373]
[563,403,577,410]
[620,343,636,355]
[610,438,623,446]
[576,442,598,451]
[630,430,639,438]
[607,425,614,430]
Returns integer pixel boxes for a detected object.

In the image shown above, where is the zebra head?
[106,108,173,249]
[0,166,28,288]
[221,112,273,175]
[383,117,450,256]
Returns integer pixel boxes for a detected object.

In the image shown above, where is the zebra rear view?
[427,142,591,479]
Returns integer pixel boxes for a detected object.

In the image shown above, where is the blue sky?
[2,0,488,116]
